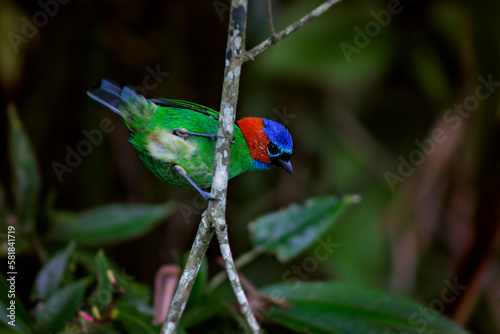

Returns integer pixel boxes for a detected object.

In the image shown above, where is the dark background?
[1,0,499,332]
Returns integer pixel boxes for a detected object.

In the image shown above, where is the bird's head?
[236,117,293,174]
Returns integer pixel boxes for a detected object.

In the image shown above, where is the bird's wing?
[149,98,219,121]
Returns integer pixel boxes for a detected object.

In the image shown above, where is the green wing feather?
[149,99,220,120]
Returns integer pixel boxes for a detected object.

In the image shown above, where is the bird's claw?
[173,128,222,142]
[208,134,223,142]
[199,190,221,201]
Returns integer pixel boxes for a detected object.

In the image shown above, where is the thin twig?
[245,0,342,61]
[161,217,214,333]
[266,0,276,38]
[214,221,260,332]
[207,246,264,292]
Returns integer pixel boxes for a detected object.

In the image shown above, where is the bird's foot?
[174,165,221,201]
[198,189,220,201]
[173,128,222,142]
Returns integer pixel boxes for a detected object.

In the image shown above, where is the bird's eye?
[268,142,280,156]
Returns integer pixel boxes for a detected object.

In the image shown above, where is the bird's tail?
[87,79,156,131]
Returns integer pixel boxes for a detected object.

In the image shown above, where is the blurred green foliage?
[0,0,499,333]
[0,105,468,333]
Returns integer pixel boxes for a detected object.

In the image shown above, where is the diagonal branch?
[163,0,259,333]
[161,1,339,333]
[245,0,342,61]
[161,217,214,333]
[204,0,260,331]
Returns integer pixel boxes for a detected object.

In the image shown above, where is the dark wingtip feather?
[87,79,126,115]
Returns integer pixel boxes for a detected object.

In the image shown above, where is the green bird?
[87,79,293,200]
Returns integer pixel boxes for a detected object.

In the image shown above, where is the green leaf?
[7,103,40,231]
[115,300,160,334]
[121,280,149,301]
[73,248,98,274]
[260,282,470,334]
[33,242,75,300]
[33,277,92,334]
[177,327,188,334]
[46,203,173,246]
[89,250,115,311]
[0,274,33,333]
[180,296,221,329]
[188,256,208,305]
[248,196,359,262]
[0,326,24,334]
[81,323,123,334]
[117,310,158,334]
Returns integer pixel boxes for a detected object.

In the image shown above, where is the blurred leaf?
[181,296,222,329]
[0,326,23,334]
[248,195,359,262]
[260,281,470,334]
[46,203,174,246]
[117,311,158,334]
[0,274,33,333]
[410,42,452,106]
[429,2,467,65]
[115,300,160,334]
[0,3,23,90]
[34,277,92,334]
[33,242,75,300]
[7,103,40,231]
[82,322,123,334]
[74,248,98,273]
[90,250,114,311]
[115,298,154,316]
[323,189,387,286]
[121,280,149,301]
[188,256,208,305]
[254,0,393,92]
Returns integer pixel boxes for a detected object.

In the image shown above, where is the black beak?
[277,159,293,175]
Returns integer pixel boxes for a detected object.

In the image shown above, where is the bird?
[87,79,293,200]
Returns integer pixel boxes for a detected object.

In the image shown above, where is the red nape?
[236,117,270,164]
